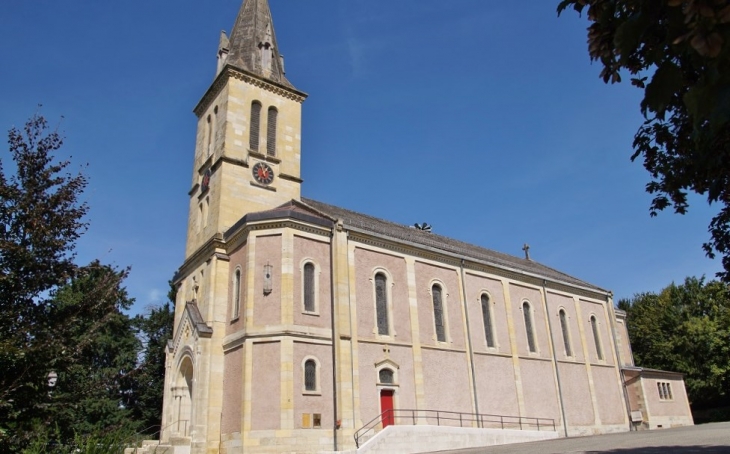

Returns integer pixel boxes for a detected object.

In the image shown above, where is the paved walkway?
[425,422,730,454]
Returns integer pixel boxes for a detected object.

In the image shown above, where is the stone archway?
[172,355,194,437]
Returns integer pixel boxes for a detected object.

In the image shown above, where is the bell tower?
[185,0,307,258]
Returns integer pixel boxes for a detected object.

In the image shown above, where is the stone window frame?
[589,314,605,362]
[266,106,278,157]
[428,279,451,344]
[231,266,242,321]
[371,268,396,338]
[249,101,262,152]
[521,300,538,354]
[301,356,321,396]
[657,381,674,401]
[479,291,497,350]
[557,307,574,358]
[374,359,400,388]
[300,258,320,316]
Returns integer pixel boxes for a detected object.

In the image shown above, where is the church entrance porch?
[172,356,194,438]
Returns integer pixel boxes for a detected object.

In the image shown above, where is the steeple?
[226,0,294,89]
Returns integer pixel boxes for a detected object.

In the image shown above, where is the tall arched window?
[249,101,262,151]
[375,273,389,335]
[304,359,317,391]
[206,114,212,156]
[233,268,241,319]
[481,294,495,348]
[432,284,446,342]
[523,302,536,353]
[559,309,572,357]
[303,262,315,312]
[590,315,604,360]
[266,107,278,156]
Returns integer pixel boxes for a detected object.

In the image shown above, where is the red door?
[380,390,394,427]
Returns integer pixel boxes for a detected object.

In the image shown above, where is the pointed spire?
[226,0,294,89]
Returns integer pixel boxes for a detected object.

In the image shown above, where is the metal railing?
[354,409,556,448]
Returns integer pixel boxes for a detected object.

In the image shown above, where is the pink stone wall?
[557,362,595,426]
[464,275,511,355]
[473,354,519,416]
[254,235,282,327]
[357,343,417,425]
[251,341,281,430]
[520,359,560,421]
[415,262,464,349]
[592,365,625,424]
[353,249,410,342]
[546,293,585,362]
[221,345,243,434]
[421,349,472,416]
[293,342,334,428]
[226,242,247,335]
[644,376,690,418]
[615,318,634,367]
[580,300,615,365]
[293,236,332,329]
[509,284,550,359]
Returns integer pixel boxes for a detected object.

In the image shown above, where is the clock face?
[252,162,274,185]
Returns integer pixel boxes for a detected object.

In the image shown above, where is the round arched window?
[379,368,394,384]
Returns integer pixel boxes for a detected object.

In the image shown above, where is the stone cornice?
[194,65,307,117]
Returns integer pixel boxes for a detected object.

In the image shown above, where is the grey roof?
[226,0,294,89]
[301,197,607,293]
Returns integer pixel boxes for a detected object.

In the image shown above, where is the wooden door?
[380,389,394,427]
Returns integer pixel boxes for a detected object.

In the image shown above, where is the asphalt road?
[424,422,730,454]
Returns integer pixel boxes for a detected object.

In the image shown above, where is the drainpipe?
[459,259,481,425]
[541,280,569,437]
[329,225,339,451]
[607,293,634,431]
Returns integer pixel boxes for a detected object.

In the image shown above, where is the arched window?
[206,114,212,156]
[233,268,241,319]
[379,368,394,384]
[304,359,316,391]
[481,294,495,348]
[559,309,572,357]
[523,302,536,353]
[267,107,277,156]
[375,273,389,335]
[249,101,262,151]
[303,262,315,312]
[431,284,446,342]
[590,315,604,360]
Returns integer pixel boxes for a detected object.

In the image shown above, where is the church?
[157,1,694,453]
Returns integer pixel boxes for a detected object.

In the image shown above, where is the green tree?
[43,262,142,443]
[620,277,730,413]
[0,113,88,449]
[558,0,730,280]
[130,281,175,435]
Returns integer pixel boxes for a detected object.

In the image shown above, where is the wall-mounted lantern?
[263,262,273,295]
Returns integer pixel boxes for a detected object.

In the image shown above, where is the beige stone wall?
[293,342,334,428]
[421,349,472,417]
[226,242,247,335]
[592,365,626,425]
[558,362,595,426]
[473,355,519,417]
[520,358,560,421]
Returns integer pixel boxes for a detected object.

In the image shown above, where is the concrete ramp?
[357,425,559,454]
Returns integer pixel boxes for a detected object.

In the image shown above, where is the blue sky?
[0,0,720,314]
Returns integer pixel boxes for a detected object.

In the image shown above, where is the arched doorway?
[173,356,194,437]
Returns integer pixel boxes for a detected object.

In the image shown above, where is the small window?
[432,284,446,342]
[250,101,262,151]
[481,294,495,348]
[657,382,673,400]
[267,107,278,156]
[590,315,604,360]
[379,368,394,384]
[233,268,241,319]
[206,114,212,156]
[303,262,315,312]
[559,309,572,357]
[312,413,321,428]
[304,359,316,391]
[375,273,389,335]
[523,302,536,353]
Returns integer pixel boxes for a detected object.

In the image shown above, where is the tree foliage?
[558,0,730,280]
[619,277,730,411]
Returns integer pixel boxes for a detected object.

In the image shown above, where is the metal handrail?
[353,409,556,448]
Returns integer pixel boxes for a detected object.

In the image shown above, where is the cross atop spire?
[225,0,294,89]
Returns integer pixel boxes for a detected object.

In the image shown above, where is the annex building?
[156,1,694,453]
